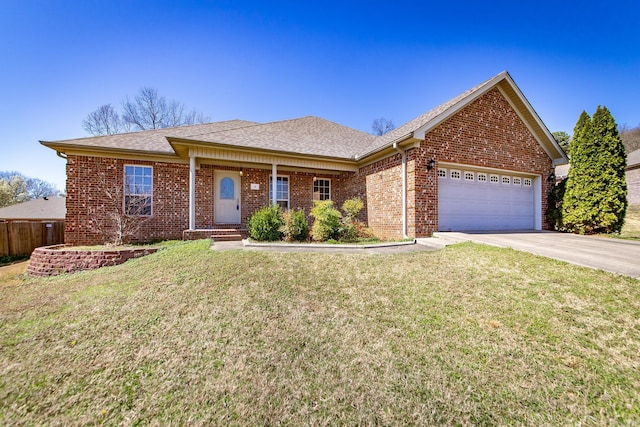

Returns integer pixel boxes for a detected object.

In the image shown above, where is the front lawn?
[622,204,640,238]
[1,240,638,425]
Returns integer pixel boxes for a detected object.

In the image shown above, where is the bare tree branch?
[620,123,640,153]
[121,87,212,131]
[82,104,126,136]
[89,175,153,246]
[372,117,395,136]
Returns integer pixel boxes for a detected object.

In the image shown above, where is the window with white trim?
[269,176,290,209]
[438,168,447,178]
[523,178,532,187]
[490,174,499,183]
[450,170,461,180]
[513,177,522,185]
[313,178,331,201]
[502,176,511,184]
[464,171,474,181]
[477,173,487,182]
[124,165,153,216]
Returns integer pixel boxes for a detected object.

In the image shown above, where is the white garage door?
[438,167,535,231]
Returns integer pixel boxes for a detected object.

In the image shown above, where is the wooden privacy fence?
[0,221,65,257]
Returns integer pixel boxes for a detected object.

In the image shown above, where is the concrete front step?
[183,228,248,241]
[211,228,246,242]
[212,234,243,242]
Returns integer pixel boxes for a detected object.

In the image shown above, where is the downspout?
[393,142,408,239]
[189,155,196,230]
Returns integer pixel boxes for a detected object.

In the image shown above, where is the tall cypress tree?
[562,107,627,234]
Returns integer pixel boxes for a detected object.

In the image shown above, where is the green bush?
[247,205,283,241]
[546,178,567,230]
[342,197,364,221]
[280,208,309,242]
[340,197,371,242]
[310,200,342,241]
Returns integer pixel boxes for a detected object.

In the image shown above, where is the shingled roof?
[41,120,259,155]
[0,196,65,220]
[169,116,376,159]
[627,149,640,168]
[361,73,502,156]
[41,71,567,165]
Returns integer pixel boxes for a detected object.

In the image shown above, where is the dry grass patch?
[622,205,640,238]
[1,240,639,425]
[0,261,28,288]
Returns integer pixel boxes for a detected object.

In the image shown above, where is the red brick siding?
[195,164,214,228]
[240,168,270,225]
[334,171,367,220]
[65,156,352,245]
[358,154,404,240]
[627,167,640,206]
[412,88,554,236]
[65,156,190,245]
[341,88,555,239]
[27,244,157,277]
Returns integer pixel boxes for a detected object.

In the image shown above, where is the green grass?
[1,240,639,425]
[621,205,640,238]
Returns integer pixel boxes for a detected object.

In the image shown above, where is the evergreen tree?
[562,107,627,234]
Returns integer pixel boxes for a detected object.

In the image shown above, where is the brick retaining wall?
[27,244,158,277]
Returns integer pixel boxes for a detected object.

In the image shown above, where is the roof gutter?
[355,132,414,161]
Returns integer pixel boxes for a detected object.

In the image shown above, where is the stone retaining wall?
[27,244,158,277]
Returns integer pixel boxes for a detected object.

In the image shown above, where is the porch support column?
[271,163,278,206]
[189,155,196,230]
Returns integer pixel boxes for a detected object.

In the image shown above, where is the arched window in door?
[220,177,234,199]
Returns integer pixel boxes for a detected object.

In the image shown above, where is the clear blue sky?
[1,0,639,191]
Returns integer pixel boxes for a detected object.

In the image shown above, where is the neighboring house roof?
[556,148,640,177]
[555,163,570,179]
[627,149,640,169]
[0,196,66,220]
[40,71,568,166]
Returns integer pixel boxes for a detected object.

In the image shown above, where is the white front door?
[215,171,241,224]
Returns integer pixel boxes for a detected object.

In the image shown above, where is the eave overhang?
[168,137,359,172]
[39,140,181,162]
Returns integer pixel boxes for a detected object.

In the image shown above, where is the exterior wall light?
[427,159,436,171]
[239,168,244,177]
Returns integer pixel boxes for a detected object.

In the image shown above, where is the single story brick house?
[42,71,568,245]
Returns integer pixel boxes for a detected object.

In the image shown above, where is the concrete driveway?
[432,231,640,279]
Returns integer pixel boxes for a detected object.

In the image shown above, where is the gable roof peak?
[359,71,567,164]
